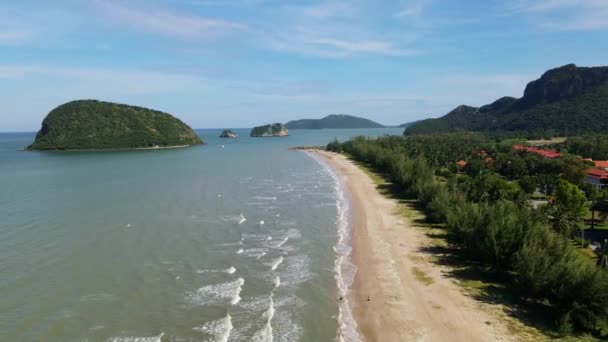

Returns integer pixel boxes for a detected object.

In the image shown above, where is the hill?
[399,121,418,129]
[285,114,384,129]
[250,123,288,137]
[27,100,202,150]
[406,64,608,136]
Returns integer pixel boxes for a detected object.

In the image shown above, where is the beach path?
[313,151,514,342]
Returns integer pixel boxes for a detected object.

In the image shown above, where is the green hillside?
[285,114,384,129]
[28,100,203,150]
[250,123,288,137]
[406,64,608,136]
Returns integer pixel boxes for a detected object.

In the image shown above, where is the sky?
[1,0,607,131]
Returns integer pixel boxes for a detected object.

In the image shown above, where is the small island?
[250,123,288,137]
[27,100,203,150]
[219,129,238,138]
[285,114,384,129]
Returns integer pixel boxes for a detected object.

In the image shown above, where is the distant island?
[406,64,608,136]
[27,100,203,150]
[250,123,288,137]
[219,129,238,138]
[285,114,384,129]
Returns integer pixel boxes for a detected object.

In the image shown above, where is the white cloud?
[261,1,418,57]
[0,30,35,45]
[395,0,427,18]
[0,64,203,95]
[95,0,248,40]
[507,0,608,31]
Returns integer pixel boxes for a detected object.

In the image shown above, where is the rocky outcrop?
[219,129,238,138]
[250,123,289,137]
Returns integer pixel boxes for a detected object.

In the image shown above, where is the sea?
[0,128,402,342]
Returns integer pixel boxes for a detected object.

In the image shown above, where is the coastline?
[24,144,196,152]
[308,150,514,342]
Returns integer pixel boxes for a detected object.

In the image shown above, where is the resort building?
[513,145,562,158]
[586,168,608,190]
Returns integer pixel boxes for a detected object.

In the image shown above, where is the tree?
[550,180,587,236]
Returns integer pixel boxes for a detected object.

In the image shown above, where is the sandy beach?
[312,150,514,342]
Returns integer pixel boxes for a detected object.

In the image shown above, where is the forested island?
[326,133,608,339]
[406,64,608,136]
[250,123,288,137]
[220,129,238,138]
[27,100,202,150]
[285,114,384,129]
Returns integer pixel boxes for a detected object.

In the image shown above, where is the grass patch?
[412,267,434,286]
[526,137,567,146]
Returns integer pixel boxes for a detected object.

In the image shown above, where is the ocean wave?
[267,256,284,271]
[268,236,288,248]
[304,151,361,342]
[187,278,245,306]
[252,295,275,342]
[253,196,277,201]
[196,267,236,275]
[107,332,164,342]
[193,314,233,342]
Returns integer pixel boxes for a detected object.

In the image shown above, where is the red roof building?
[594,161,608,170]
[513,145,562,158]
[586,168,608,190]
[456,160,467,167]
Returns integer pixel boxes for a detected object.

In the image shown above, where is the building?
[594,160,608,171]
[586,168,608,190]
[513,145,562,158]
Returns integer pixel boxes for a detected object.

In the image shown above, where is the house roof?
[513,145,561,158]
[594,161,608,169]
[587,168,608,179]
[456,160,467,167]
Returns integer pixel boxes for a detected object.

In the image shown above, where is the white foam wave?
[195,267,236,275]
[187,278,245,306]
[267,256,284,271]
[242,248,268,258]
[253,196,277,201]
[269,236,288,248]
[193,314,233,342]
[266,236,272,241]
[273,276,281,288]
[259,220,265,225]
[238,214,246,225]
[236,248,244,255]
[107,333,164,342]
[252,296,275,342]
[305,151,361,342]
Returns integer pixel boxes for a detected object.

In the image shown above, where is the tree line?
[327,133,608,336]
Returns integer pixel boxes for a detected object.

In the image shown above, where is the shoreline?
[308,150,514,342]
[24,144,198,152]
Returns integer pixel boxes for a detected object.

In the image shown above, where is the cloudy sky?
[1,0,607,131]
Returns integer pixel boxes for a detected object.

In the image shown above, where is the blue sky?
[1,0,607,131]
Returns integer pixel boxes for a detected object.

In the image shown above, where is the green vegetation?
[406,64,608,137]
[250,123,288,137]
[411,267,434,285]
[27,100,202,150]
[285,114,384,129]
[327,133,608,338]
[563,135,608,160]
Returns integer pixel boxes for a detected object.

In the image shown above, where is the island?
[285,114,384,129]
[219,129,238,138]
[27,100,203,150]
[250,123,288,137]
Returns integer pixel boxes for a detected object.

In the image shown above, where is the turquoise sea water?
[0,128,402,341]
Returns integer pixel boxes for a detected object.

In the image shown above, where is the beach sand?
[312,150,514,342]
